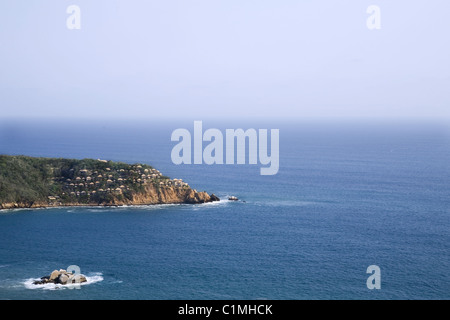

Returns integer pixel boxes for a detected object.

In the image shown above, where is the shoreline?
[0,199,223,212]
[0,155,220,211]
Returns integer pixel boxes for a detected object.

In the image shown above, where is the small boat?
[228,196,239,201]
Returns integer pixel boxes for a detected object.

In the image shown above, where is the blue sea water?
[0,119,449,300]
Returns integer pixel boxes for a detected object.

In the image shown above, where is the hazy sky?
[0,0,449,120]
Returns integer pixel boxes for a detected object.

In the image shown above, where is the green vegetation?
[0,155,183,207]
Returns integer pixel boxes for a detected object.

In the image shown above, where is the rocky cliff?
[0,155,219,209]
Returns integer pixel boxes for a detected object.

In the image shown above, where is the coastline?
[0,189,220,211]
[0,199,221,212]
[0,202,191,211]
[0,155,220,211]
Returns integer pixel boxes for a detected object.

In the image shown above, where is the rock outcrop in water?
[0,155,220,209]
[33,269,87,285]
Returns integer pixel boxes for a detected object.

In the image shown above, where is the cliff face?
[0,187,218,209]
[103,184,217,206]
[131,184,215,205]
[0,155,219,209]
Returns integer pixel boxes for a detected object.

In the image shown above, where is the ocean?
[0,119,449,300]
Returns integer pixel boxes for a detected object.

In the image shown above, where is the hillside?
[0,155,219,209]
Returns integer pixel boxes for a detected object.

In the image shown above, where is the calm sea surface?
[0,120,449,299]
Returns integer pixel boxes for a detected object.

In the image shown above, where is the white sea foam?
[23,272,103,290]
[199,199,230,206]
[2,199,231,214]
[81,203,184,212]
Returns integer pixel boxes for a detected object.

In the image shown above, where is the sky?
[0,0,449,121]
